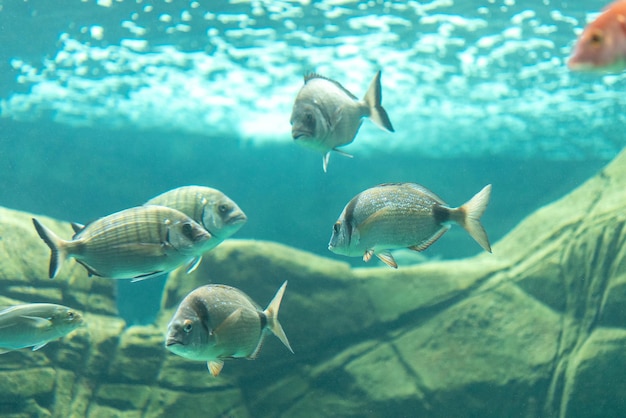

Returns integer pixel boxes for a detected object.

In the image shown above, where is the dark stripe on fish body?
[259,311,267,331]
[191,296,211,334]
[342,195,361,245]
[432,204,450,225]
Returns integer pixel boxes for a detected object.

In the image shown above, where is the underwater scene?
[1,0,626,417]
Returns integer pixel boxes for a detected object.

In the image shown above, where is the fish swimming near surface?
[166,281,293,377]
[568,0,626,71]
[32,205,212,280]
[290,71,394,172]
[0,303,83,354]
[328,183,492,268]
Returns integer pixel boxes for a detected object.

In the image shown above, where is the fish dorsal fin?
[207,360,224,377]
[213,308,243,337]
[32,342,48,351]
[408,225,451,252]
[185,256,202,274]
[303,73,359,100]
[363,249,375,263]
[375,251,398,269]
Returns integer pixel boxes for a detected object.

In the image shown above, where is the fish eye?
[305,112,315,127]
[68,311,75,320]
[218,204,230,214]
[333,222,341,233]
[589,30,604,46]
[182,222,194,239]
[183,319,193,333]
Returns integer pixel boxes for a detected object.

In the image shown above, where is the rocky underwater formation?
[0,149,625,418]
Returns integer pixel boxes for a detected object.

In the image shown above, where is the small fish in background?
[0,303,83,354]
[166,281,293,377]
[290,71,395,172]
[568,0,626,72]
[328,183,492,268]
[32,205,212,281]
[145,185,247,249]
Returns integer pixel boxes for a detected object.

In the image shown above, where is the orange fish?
[568,0,626,71]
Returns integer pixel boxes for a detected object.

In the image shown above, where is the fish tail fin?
[363,70,395,133]
[32,218,69,279]
[453,184,492,253]
[263,280,294,354]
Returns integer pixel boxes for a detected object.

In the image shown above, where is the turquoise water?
[0,0,621,322]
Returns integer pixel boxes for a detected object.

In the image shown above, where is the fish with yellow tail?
[568,0,626,72]
[0,303,83,354]
[165,281,293,377]
[32,205,212,280]
[290,71,394,172]
[328,183,492,268]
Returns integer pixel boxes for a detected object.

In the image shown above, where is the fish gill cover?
[0,0,624,159]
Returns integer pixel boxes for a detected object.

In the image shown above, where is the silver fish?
[166,281,293,377]
[290,71,394,172]
[33,205,212,280]
[0,303,83,353]
[145,185,247,246]
[328,183,492,268]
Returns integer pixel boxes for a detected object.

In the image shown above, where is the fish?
[568,0,626,72]
[0,303,83,354]
[290,71,394,172]
[32,205,212,280]
[145,185,247,247]
[328,183,492,268]
[165,281,293,376]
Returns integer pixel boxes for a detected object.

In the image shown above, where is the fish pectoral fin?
[376,251,398,269]
[408,225,451,252]
[332,148,353,159]
[363,249,375,263]
[207,360,224,377]
[130,271,165,283]
[32,342,48,351]
[20,315,52,330]
[357,207,394,235]
[213,309,243,337]
[185,256,202,274]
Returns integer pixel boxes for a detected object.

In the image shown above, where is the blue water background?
[0,0,621,323]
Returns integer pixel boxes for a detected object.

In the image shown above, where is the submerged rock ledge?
[0,149,625,417]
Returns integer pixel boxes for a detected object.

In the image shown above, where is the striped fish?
[32,205,212,280]
[145,185,247,245]
[328,183,492,268]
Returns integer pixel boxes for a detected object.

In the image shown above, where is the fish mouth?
[228,213,247,225]
[292,129,312,140]
[165,338,182,347]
